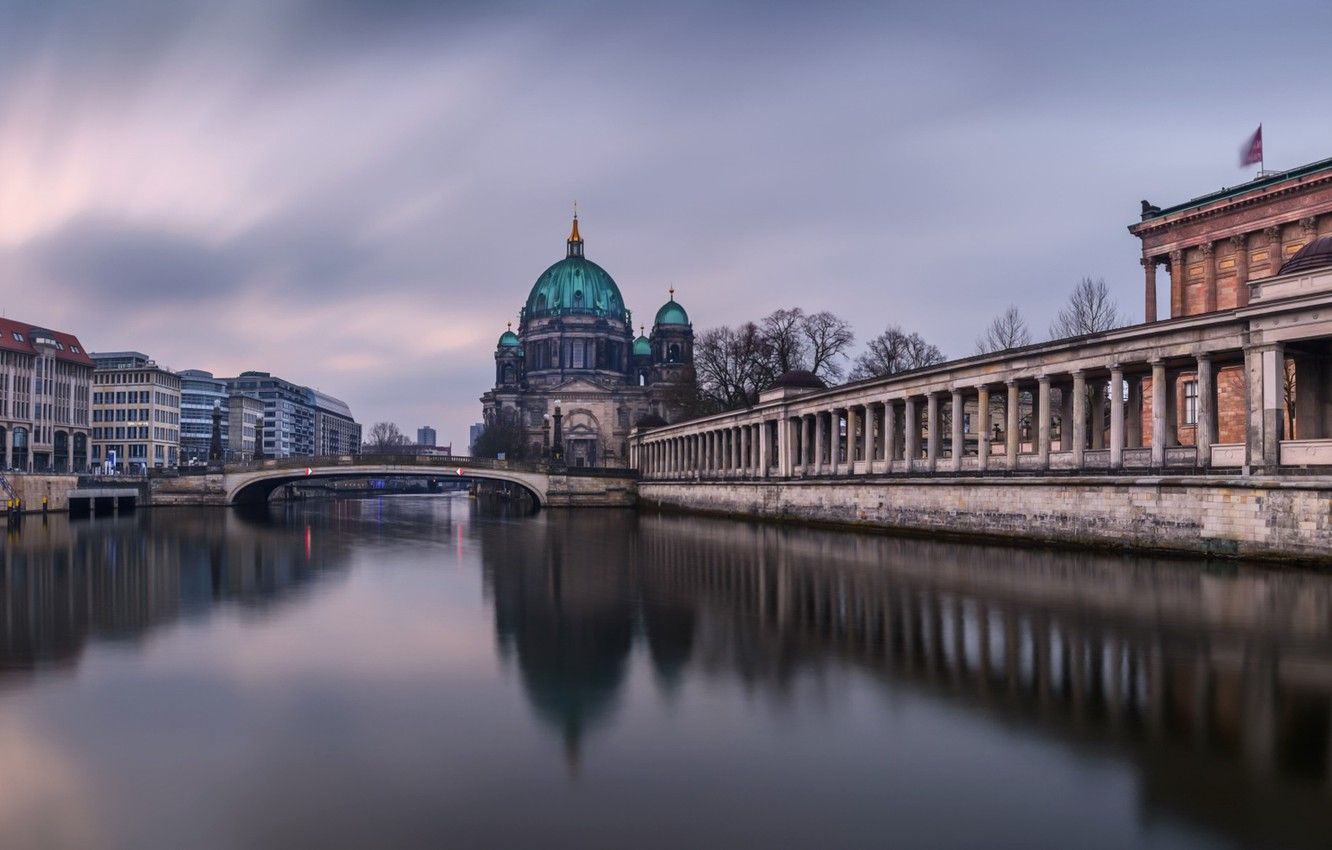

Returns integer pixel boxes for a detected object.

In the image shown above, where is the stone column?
[926,392,940,473]
[1245,343,1285,471]
[1142,257,1158,323]
[951,389,964,471]
[1170,249,1186,318]
[1037,375,1052,468]
[759,422,769,477]
[1151,360,1167,467]
[904,397,919,472]
[884,400,897,467]
[1091,380,1106,450]
[1197,354,1214,468]
[802,415,813,471]
[1201,241,1217,313]
[976,385,990,473]
[828,411,841,475]
[1006,380,1019,469]
[846,405,859,472]
[1231,234,1250,308]
[814,412,825,475]
[865,404,878,473]
[1126,376,1143,448]
[1109,366,1125,469]
[740,426,750,475]
[1059,382,1073,451]
[1072,370,1087,468]
[1265,225,1282,276]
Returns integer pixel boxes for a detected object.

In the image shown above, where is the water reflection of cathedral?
[6,506,1332,848]
[480,513,1332,847]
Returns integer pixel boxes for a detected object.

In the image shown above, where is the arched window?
[667,343,681,363]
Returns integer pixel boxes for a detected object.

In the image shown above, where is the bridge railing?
[222,454,551,475]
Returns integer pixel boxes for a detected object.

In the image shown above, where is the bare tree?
[975,305,1032,354]
[694,323,776,412]
[849,326,945,380]
[1049,276,1124,339]
[801,311,855,382]
[366,421,409,450]
[472,416,529,460]
[760,308,808,374]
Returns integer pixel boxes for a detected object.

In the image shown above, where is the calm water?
[1,497,1330,849]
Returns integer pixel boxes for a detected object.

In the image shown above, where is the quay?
[630,179,1332,561]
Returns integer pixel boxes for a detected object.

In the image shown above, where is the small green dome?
[524,256,627,321]
[654,298,689,326]
[633,335,651,356]
[497,329,521,348]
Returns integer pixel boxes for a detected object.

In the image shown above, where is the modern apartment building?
[417,425,437,447]
[228,393,263,461]
[310,389,361,456]
[224,371,314,458]
[90,351,181,470]
[0,319,93,472]
[223,372,360,458]
[179,369,229,463]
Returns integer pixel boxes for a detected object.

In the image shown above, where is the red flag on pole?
[1240,125,1263,168]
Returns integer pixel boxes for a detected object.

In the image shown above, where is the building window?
[1183,380,1198,425]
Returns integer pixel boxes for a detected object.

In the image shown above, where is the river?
[0,496,1329,849]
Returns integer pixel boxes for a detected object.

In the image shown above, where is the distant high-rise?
[469,422,485,455]
[417,425,437,447]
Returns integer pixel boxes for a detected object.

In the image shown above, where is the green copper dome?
[498,329,521,348]
[654,297,689,326]
[633,335,651,356]
[524,256,626,320]
[523,219,627,322]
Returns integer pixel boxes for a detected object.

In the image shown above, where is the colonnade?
[633,343,1297,479]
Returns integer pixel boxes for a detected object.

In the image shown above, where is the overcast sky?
[2,0,1331,447]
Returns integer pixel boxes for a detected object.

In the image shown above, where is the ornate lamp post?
[209,401,224,465]
[551,400,564,467]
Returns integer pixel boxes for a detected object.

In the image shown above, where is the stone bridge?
[147,455,637,509]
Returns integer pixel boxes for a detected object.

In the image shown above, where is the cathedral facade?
[480,217,696,467]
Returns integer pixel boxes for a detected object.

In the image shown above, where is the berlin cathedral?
[480,216,696,467]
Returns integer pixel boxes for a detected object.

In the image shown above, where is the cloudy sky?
[2,0,1330,447]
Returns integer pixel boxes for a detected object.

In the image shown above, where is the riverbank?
[638,474,1332,563]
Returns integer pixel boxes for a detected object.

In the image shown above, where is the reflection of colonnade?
[478,508,1332,835]
[628,516,1332,845]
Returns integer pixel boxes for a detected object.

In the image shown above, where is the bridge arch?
[224,462,549,508]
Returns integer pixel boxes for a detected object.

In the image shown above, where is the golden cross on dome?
[507,322,512,330]
[668,286,675,300]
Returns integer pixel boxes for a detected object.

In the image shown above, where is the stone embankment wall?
[547,473,637,507]
[639,476,1332,561]
[6,474,82,512]
[149,473,227,506]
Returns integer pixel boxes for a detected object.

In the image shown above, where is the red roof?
[0,318,94,367]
